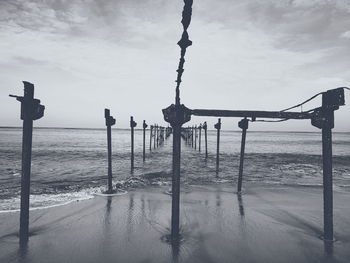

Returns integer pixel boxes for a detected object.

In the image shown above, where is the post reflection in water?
[237,193,245,217]
[127,194,135,238]
[18,241,28,263]
[171,238,180,263]
[324,240,334,257]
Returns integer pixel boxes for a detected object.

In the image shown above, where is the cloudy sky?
[0,0,349,131]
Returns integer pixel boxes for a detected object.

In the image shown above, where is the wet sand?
[0,184,349,263]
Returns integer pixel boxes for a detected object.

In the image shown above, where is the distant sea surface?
[0,127,349,211]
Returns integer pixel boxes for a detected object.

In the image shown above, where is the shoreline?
[1,184,349,263]
[1,181,350,214]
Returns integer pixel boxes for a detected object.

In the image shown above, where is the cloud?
[0,0,349,130]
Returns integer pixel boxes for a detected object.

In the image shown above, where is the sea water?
[0,127,349,211]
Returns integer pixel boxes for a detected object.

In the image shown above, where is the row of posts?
[106,114,172,187]
[180,118,250,194]
[10,82,173,246]
[10,81,343,246]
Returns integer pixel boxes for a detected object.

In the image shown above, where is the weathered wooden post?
[237,118,248,193]
[191,126,194,148]
[162,0,193,241]
[163,105,191,240]
[149,125,153,151]
[203,122,208,158]
[130,116,137,172]
[143,120,148,162]
[156,125,159,148]
[311,88,345,241]
[194,125,197,150]
[198,124,202,152]
[214,118,221,175]
[153,124,156,149]
[10,81,45,245]
[104,109,116,193]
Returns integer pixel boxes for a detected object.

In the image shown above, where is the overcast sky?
[0,0,349,131]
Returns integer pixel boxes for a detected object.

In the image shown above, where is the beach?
[1,184,349,263]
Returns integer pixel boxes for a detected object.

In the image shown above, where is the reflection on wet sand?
[237,193,245,217]
[2,185,349,263]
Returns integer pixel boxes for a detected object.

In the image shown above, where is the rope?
[175,0,193,105]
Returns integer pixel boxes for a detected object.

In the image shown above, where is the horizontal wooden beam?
[191,109,312,120]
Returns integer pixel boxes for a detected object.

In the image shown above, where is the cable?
[253,118,289,123]
[280,92,323,112]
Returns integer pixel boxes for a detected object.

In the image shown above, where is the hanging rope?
[175,0,193,106]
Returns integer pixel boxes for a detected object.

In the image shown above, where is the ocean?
[0,127,349,212]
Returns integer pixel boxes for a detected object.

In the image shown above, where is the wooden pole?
[237,118,248,193]
[322,121,333,241]
[105,109,116,193]
[198,124,202,152]
[130,116,137,172]
[215,118,221,175]
[203,122,208,158]
[194,125,197,150]
[153,124,156,149]
[143,120,147,162]
[19,87,34,245]
[191,126,194,147]
[149,125,153,151]
[10,81,45,245]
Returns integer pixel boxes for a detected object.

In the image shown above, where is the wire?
[253,118,289,123]
[280,92,323,112]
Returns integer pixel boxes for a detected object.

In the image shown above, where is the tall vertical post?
[162,104,191,241]
[198,124,202,152]
[322,121,333,241]
[105,109,116,193]
[10,81,45,245]
[215,118,221,175]
[237,118,248,193]
[156,125,159,148]
[130,116,137,172]
[165,0,193,241]
[191,126,194,148]
[149,125,153,151]
[311,87,345,242]
[143,120,147,162]
[203,122,208,158]
[172,122,181,238]
[153,124,156,149]
[194,125,197,150]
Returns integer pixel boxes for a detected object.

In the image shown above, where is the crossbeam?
[191,109,312,119]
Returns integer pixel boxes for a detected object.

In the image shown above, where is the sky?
[0,0,349,131]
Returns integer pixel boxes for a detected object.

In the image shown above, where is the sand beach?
[1,184,349,263]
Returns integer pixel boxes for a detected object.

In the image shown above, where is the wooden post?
[203,122,208,158]
[10,81,45,245]
[214,118,221,175]
[311,87,345,241]
[130,116,137,172]
[162,104,191,241]
[194,125,197,150]
[143,120,147,162]
[105,109,116,193]
[153,124,156,149]
[149,125,153,151]
[191,126,194,147]
[237,118,248,193]
[198,124,202,152]
[322,121,333,241]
